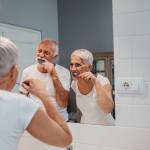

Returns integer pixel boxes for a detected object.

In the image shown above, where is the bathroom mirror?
[58,0,115,125]
[0,0,115,126]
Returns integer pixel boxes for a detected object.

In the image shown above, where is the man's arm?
[27,107,72,147]
[51,73,69,108]
[43,62,70,108]
[22,79,72,147]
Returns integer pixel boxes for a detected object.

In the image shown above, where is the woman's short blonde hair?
[71,49,93,65]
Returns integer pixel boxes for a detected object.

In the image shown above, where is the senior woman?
[70,49,115,125]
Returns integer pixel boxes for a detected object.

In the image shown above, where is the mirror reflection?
[58,0,115,125]
[0,0,115,126]
[69,49,115,125]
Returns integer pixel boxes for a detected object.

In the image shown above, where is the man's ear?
[52,54,59,63]
[9,65,18,81]
[0,66,18,91]
[53,53,58,58]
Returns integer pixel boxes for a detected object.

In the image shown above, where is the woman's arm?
[94,78,114,113]
[79,72,114,113]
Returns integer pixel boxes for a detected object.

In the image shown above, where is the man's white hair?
[53,41,59,57]
[40,39,59,57]
[71,49,93,65]
[0,37,18,77]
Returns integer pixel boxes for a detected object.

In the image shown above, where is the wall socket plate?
[116,78,144,94]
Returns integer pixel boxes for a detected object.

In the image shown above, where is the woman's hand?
[79,72,97,83]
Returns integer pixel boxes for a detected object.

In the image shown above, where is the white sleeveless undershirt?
[71,74,115,125]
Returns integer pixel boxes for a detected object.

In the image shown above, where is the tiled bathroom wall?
[113,0,150,128]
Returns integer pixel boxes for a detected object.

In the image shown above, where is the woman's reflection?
[70,49,115,125]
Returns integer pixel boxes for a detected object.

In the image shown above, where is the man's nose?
[39,51,45,57]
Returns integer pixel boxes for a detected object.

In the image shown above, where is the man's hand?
[22,78,48,99]
[43,61,55,74]
[37,58,55,75]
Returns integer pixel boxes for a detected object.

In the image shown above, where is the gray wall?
[58,0,113,113]
[0,0,58,40]
[58,0,113,68]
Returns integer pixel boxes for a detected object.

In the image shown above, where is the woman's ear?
[88,64,93,71]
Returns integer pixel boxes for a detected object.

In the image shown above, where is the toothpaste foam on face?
[37,58,45,64]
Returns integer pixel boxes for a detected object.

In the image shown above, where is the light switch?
[116,78,144,94]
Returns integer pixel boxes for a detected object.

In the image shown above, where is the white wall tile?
[69,123,150,150]
[73,143,101,150]
[114,12,150,36]
[101,148,127,150]
[132,59,150,82]
[73,143,129,150]
[115,94,135,105]
[116,104,150,128]
[115,104,134,127]
[132,105,150,128]
[113,0,150,13]
[132,35,150,58]
[114,37,133,59]
[114,59,132,78]
[132,82,150,105]
[113,0,133,13]
[101,147,130,150]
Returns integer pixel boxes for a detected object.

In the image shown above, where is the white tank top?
[71,74,115,125]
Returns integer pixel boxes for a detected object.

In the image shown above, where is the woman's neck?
[77,78,94,95]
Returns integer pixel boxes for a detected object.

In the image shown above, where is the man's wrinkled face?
[36,42,55,63]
